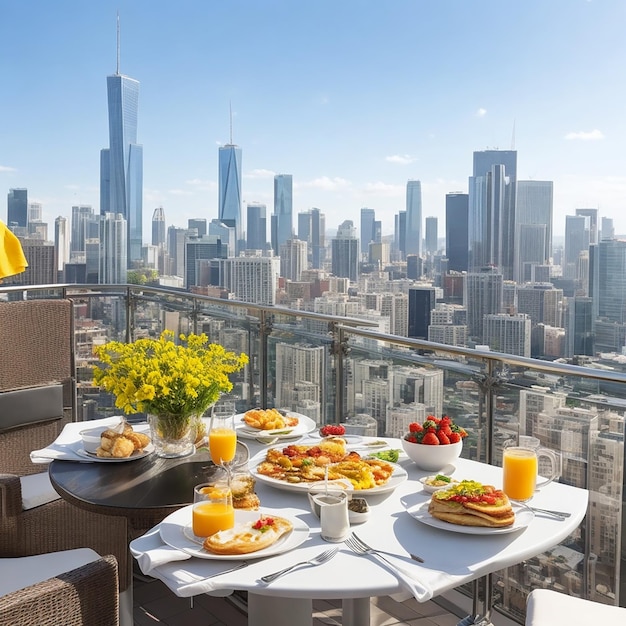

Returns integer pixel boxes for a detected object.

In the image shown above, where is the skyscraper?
[465,267,504,342]
[564,215,589,280]
[576,208,598,245]
[272,174,293,255]
[218,143,242,249]
[331,220,359,282]
[516,180,553,281]
[445,193,469,272]
[280,238,308,282]
[7,188,27,228]
[247,202,267,251]
[99,212,127,284]
[360,208,376,255]
[405,180,422,257]
[310,208,325,269]
[70,205,98,257]
[425,216,438,255]
[99,20,143,266]
[408,287,436,339]
[152,207,166,248]
[54,216,70,280]
[469,150,517,279]
[188,219,207,238]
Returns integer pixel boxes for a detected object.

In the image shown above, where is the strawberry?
[436,430,450,445]
[409,422,423,433]
[448,432,461,443]
[421,432,439,445]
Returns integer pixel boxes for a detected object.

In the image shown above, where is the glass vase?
[148,413,195,458]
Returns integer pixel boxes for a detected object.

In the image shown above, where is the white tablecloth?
[130,440,589,625]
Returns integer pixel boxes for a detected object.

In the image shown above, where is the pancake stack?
[428,480,515,528]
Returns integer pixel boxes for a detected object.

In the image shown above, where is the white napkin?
[30,416,131,464]
[366,555,433,603]
[130,527,240,597]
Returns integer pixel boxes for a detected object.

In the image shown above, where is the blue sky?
[2,0,625,242]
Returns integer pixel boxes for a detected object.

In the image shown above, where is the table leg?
[343,597,371,626]
[247,593,313,626]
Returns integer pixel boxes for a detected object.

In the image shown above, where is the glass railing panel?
[72,293,129,420]
[487,367,625,622]
[267,312,334,427]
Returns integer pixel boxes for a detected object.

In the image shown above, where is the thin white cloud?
[0,165,17,172]
[299,176,351,191]
[386,154,416,165]
[362,181,404,197]
[564,129,604,140]
[169,189,194,196]
[476,108,487,117]
[245,168,276,179]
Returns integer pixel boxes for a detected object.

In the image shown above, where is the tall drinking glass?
[192,479,234,537]
[208,413,237,466]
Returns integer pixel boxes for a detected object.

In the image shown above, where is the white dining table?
[130,438,589,626]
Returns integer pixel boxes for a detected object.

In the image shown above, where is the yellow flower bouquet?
[93,331,248,443]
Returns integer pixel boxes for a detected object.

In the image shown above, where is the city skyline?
[2,1,625,242]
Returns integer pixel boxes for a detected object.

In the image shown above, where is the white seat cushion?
[20,472,61,510]
[0,548,101,596]
[526,589,626,626]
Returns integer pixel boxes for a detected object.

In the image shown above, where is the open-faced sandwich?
[428,480,515,528]
[203,515,293,555]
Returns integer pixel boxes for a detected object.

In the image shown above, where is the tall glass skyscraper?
[273,174,293,255]
[445,193,469,272]
[7,188,28,228]
[469,150,517,280]
[99,32,143,267]
[246,202,267,251]
[515,180,553,282]
[218,144,243,249]
[360,207,376,255]
[152,207,166,248]
[405,180,422,257]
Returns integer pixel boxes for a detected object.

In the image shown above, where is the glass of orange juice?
[192,480,234,537]
[208,414,237,466]
[502,444,560,502]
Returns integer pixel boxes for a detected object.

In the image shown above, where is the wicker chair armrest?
[0,554,119,626]
[0,474,22,517]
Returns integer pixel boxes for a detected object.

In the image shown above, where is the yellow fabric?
[0,219,28,279]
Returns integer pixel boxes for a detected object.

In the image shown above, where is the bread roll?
[203,515,292,555]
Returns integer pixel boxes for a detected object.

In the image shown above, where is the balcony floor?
[133,574,462,625]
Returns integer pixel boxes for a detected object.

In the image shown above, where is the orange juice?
[192,501,235,537]
[503,448,538,501]
[209,427,237,464]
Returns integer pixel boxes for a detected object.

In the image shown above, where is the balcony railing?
[2,283,624,622]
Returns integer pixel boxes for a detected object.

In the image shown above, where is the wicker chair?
[0,299,131,616]
[0,550,119,626]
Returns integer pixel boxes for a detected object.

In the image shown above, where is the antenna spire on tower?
[116,12,120,75]
[229,101,233,145]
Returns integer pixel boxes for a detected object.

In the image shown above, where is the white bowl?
[79,427,104,453]
[401,438,462,471]
[419,475,459,493]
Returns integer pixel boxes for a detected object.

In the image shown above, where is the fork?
[260,546,338,583]
[352,532,424,563]
[345,535,430,599]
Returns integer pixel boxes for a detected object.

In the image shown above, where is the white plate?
[249,450,408,495]
[236,412,317,441]
[309,433,363,445]
[405,500,535,535]
[76,444,154,462]
[159,506,310,560]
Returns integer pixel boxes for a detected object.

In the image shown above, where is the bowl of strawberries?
[401,415,467,471]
